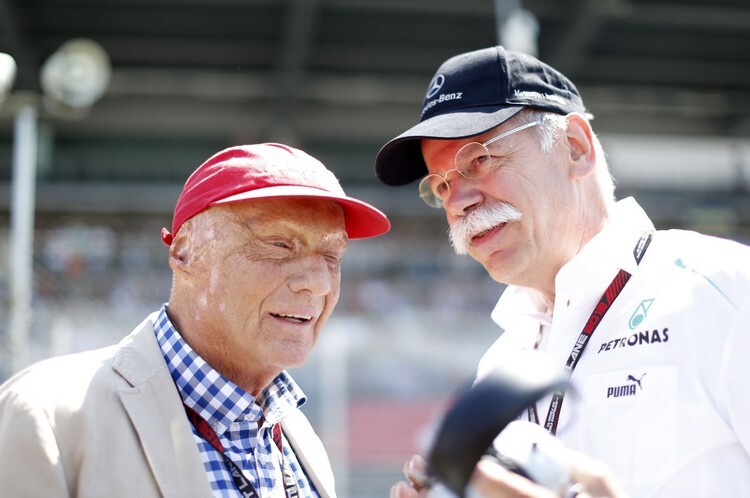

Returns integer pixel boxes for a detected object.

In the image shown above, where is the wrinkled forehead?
[420,137,469,174]
[202,198,348,243]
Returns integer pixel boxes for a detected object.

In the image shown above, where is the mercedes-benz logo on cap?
[426,74,444,98]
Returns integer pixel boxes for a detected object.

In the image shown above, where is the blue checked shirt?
[154,305,320,498]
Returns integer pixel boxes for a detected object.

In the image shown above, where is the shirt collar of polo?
[553,197,654,312]
[153,305,307,435]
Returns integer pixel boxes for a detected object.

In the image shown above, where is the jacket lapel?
[281,409,337,498]
[114,317,213,497]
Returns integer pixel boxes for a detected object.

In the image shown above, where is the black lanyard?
[528,232,653,435]
[184,403,300,498]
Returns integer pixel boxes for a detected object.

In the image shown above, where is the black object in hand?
[426,352,569,497]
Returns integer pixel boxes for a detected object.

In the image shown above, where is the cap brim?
[211,185,391,239]
[375,106,524,186]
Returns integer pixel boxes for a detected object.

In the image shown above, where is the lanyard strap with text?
[528,231,653,435]
[184,403,300,498]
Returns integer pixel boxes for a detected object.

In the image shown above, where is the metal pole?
[494,0,539,56]
[8,102,38,375]
[494,0,521,44]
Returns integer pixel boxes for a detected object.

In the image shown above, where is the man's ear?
[168,224,192,274]
[564,113,597,178]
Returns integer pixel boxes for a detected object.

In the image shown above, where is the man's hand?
[390,452,628,498]
[389,454,557,498]
[566,450,628,498]
[390,454,430,497]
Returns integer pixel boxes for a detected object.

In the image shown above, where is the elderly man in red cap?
[0,143,390,498]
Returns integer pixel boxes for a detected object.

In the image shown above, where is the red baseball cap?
[161,143,391,245]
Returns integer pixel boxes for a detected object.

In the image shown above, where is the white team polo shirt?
[479,197,750,497]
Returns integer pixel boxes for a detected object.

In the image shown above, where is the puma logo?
[627,373,646,390]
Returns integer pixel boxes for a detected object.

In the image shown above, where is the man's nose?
[287,255,335,296]
[443,175,483,218]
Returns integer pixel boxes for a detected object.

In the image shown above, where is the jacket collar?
[112,313,213,497]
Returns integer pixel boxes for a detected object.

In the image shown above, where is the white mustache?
[449,202,522,255]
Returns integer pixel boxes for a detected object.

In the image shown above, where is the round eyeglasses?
[418,121,541,208]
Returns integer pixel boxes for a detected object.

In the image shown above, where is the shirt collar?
[559,197,653,280]
[492,197,654,329]
[153,305,307,434]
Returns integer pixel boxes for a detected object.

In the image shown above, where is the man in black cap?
[376,46,750,497]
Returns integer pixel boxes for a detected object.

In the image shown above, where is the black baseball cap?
[375,45,588,186]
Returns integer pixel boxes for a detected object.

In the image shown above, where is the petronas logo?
[629,299,654,330]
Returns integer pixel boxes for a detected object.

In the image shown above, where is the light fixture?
[0,52,17,108]
[40,38,111,111]
[5,39,110,375]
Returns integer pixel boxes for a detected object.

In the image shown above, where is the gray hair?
[513,108,616,202]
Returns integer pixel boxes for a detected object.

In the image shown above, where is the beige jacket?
[0,313,336,497]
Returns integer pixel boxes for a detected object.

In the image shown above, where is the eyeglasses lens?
[454,142,491,179]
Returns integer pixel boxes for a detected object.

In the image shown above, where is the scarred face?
[172,197,347,389]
